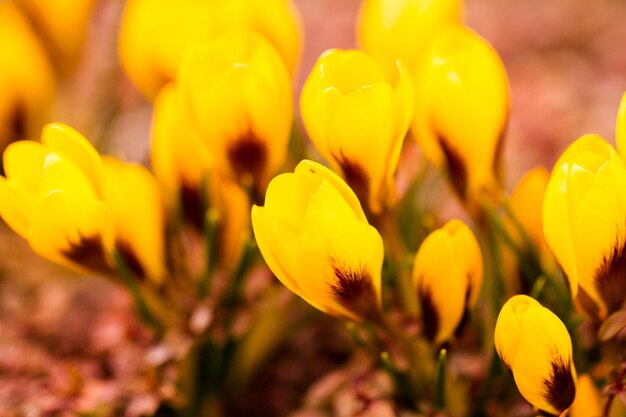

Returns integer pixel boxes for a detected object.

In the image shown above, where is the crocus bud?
[412,25,509,211]
[251,160,384,322]
[357,0,462,77]
[495,295,577,416]
[118,0,302,100]
[300,49,414,214]
[543,134,626,320]
[0,2,55,148]
[180,31,293,195]
[412,219,482,344]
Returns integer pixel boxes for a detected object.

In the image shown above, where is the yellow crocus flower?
[0,123,112,273]
[543,133,626,320]
[0,123,165,283]
[251,160,384,322]
[300,49,414,214]
[494,295,577,416]
[118,0,302,100]
[179,31,293,194]
[17,0,96,73]
[412,25,509,210]
[412,219,482,344]
[357,0,462,78]
[0,2,55,148]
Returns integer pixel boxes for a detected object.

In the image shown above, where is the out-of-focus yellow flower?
[543,133,626,320]
[0,123,112,273]
[412,219,482,344]
[494,295,577,416]
[357,0,462,77]
[0,123,166,283]
[251,160,384,322]
[17,0,96,73]
[615,91,626,156]
[0,2,55,147]
[570,374,602,417]
[179,31,293,194]
[300,49,414,214]
[412,25,509,210]
[118,0,302,100]
[102,157,166,283]
[151,83,249,270]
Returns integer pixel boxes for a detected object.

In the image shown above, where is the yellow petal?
[0,177,36,238]
[41,123,104,196]
[102,157,166,283]
[569,374,602,417]
[357,0,462,78]
[3,140,47,192]
[494,295,576,415]
[26,191,115,274]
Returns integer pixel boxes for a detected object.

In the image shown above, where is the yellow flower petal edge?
[616,91,626,159]
[495,295,577,415]
[300,48,414,214]
[412,219,482,344]
[251,160,384,322]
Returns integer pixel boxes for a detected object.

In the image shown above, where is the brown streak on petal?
[62,234,111,274]
[575,286,601,322]
[594,240,626,314]
[227,133,268,182]
[418,285,439,342]
[180,182,205,231]
[330,260,377,320]
[438,136,467,200]
[332,151,370,208]
[453,286,471,339]
[541,358,576,414]
[116,240,145,280]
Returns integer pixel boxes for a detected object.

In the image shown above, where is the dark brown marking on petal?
[438,135,467,200]
[594,240,626,314]
[453,286,472,339]
[418,286,439,342]
[332,151,370,208]
[540,358,576,414]
[62,234,112,274]
[180,182,205,231]
[115,240,145,280]
[8,100,27,142]
[575,286,601,322]
[227,133,268,182]
[330,261,377,320]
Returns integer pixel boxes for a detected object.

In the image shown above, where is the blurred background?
[1,0,625,415]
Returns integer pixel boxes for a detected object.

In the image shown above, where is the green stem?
[435,348,448,410]
[113,251,164,336]
[198,209,220,298]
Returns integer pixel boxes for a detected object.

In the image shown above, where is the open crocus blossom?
[543,132,626,320]
[300,49,414,214]
[495,295,577,416]
[180,31,293,195]
[118,0,301,100]
[0,2,55,148]
[412,219,482,344]
[0,123,165,282]
[411,25,509,211]
[251,160,384,322]
[357,0,462,78]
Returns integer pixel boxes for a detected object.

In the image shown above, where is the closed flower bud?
[543,134,626,319]
[17,0,96,73]
[357,0,462,78]
[118,0,302,100]
[495,295,577,416]
[300,49,414,214]
[251,160,384,322]
[179,31,293,194]
[412,219,482,344]
[412,26,509,210]
[0,2,55,149]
